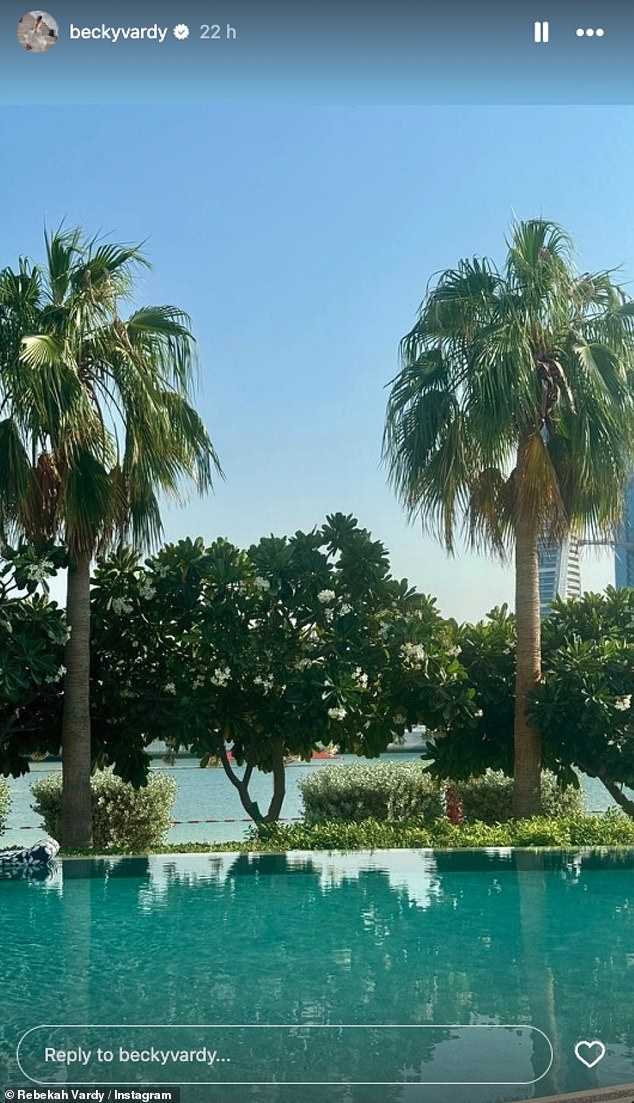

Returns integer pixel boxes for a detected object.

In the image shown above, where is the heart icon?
[574,1040,606,1069]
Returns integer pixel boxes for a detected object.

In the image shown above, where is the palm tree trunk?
[60,552,93,848]
[513,459,542,819]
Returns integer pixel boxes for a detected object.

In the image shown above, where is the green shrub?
[247,810,634,851]
[31,771,176,850]
[452,769,584,823]
[298,762,443,825]
[0,779,11,837]
[251,818,435,850]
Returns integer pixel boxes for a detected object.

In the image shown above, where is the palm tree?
[383,220,634,816]
[0,228,222,847]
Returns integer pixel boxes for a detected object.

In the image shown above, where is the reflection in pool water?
[3,849,634,1103]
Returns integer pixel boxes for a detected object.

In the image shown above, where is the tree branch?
[600,777,634,819]
[218,738,242,792]
[263,737,286,823]
[218,734,262,822]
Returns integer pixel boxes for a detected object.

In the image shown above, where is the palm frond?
[0,418,37,542]
[467,467,514,558]
[62,449,119,563]
[0,227,222,561]
[383,218,634,563]
[44,226,82,304]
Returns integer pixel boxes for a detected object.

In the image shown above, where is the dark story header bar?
[0,1,631,104]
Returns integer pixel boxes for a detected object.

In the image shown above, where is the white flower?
[317,589,336,604]
[192,676,205,689]
[352,667,368,687]
[474,708,484,718]
[165,683,176,695]
[138,581,156,600]
[401,642,427,668]
[254,674,274,691]
[447,645,462,658]
[45,623,71,645]
[111,597,133,616]
[614,695,632,711]
[339,603,353,615]
[210,666,232,687]
[327,706,347,721]
[253,577,270,591]
[24,560,54,582]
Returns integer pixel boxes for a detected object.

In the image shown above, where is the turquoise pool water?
[3,849,634,1103]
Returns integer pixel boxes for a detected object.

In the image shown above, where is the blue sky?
[1,104,632,620]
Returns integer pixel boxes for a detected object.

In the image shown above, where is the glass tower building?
[615,475,634,588]
[538,534,582,617]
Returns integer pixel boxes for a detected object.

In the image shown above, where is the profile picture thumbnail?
[17,10,59,52]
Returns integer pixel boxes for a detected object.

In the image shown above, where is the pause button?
[534,20,549,43]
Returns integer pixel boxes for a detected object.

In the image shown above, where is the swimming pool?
[3,849,634,1103]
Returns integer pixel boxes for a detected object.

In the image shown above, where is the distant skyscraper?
[615,475,634,588]
[538,534,582,617]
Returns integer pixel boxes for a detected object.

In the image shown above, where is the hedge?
[299,761,443,825]
[0,779,10,837]
[249,809,634,851]
[299,762,584,827]
[31,771,176,850]
[452,769,585,823]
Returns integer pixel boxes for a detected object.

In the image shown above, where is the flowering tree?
[0,545,68,775]
[424,588,634,816]
[423,607,516,782]
[531,588,634,815]
[90,514,478,822]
